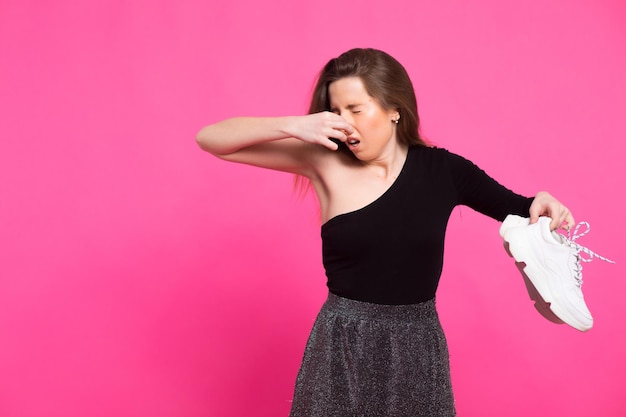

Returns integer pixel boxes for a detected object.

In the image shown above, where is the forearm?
[195,116,299,155]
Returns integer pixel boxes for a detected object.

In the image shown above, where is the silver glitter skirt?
[290,293,456,417]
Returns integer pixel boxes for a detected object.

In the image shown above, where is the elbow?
[195,129,236,161]
[195,126,226,156]
[195,127,213,152]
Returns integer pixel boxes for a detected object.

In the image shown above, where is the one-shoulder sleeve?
[442,149,533,221]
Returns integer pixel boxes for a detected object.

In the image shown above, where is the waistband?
[322,292,438,323]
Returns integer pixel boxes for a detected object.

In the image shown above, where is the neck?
[364,143,409,180]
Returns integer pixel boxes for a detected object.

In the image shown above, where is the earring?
[393,118,399,124]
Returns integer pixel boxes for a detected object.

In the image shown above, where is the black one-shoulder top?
[321,146,533,305]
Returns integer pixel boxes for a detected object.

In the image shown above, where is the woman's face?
[328,76,399,161]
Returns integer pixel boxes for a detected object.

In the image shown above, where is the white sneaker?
[499,214,614,332]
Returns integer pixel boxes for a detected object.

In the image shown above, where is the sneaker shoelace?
[561,221,615,287]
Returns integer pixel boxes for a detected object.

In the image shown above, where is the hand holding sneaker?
[500,214,614,332]
[529,191,575,231]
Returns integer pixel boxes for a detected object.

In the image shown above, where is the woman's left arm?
[529,191,575,231]
[444,150,574,230]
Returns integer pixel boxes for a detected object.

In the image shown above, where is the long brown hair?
[309,48,428,149]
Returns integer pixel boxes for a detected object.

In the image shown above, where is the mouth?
[346,138,361,148]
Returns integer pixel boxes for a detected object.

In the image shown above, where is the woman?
[196,48,573,416]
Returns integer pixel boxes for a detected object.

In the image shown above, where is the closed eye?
[346,104,363,114]
[329,105,362,115]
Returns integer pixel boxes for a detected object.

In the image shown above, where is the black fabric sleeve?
[444,150,533,221]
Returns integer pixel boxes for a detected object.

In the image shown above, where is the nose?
[339,111,355,127]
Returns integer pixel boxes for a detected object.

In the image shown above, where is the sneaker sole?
[502,232,592,332]
[504,242,565,325]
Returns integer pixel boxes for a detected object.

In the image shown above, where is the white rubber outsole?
[504,242,564,325]
[502,228,591,332]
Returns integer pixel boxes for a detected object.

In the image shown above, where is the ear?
[390,110,400,123]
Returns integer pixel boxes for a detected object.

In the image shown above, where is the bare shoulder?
[309,148,359,182]
[307,150,370,221]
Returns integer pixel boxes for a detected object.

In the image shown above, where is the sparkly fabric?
[290,293,456,417]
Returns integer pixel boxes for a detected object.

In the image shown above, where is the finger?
[337,123,354,135]
[326,114,354,134]
[322,137,340,150]
[549,217,561,231]
[528,205,541,224]
[555,207,569,230]
[323,126,350,144]
[561,211,575,231]
[550,205,573,231]
[549,204,563,230]
[331,128,349,142]
[338,128,352,137]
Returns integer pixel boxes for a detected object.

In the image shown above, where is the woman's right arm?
[195,113,353,177]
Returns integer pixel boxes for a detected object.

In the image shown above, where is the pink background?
[1,1,625,416]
